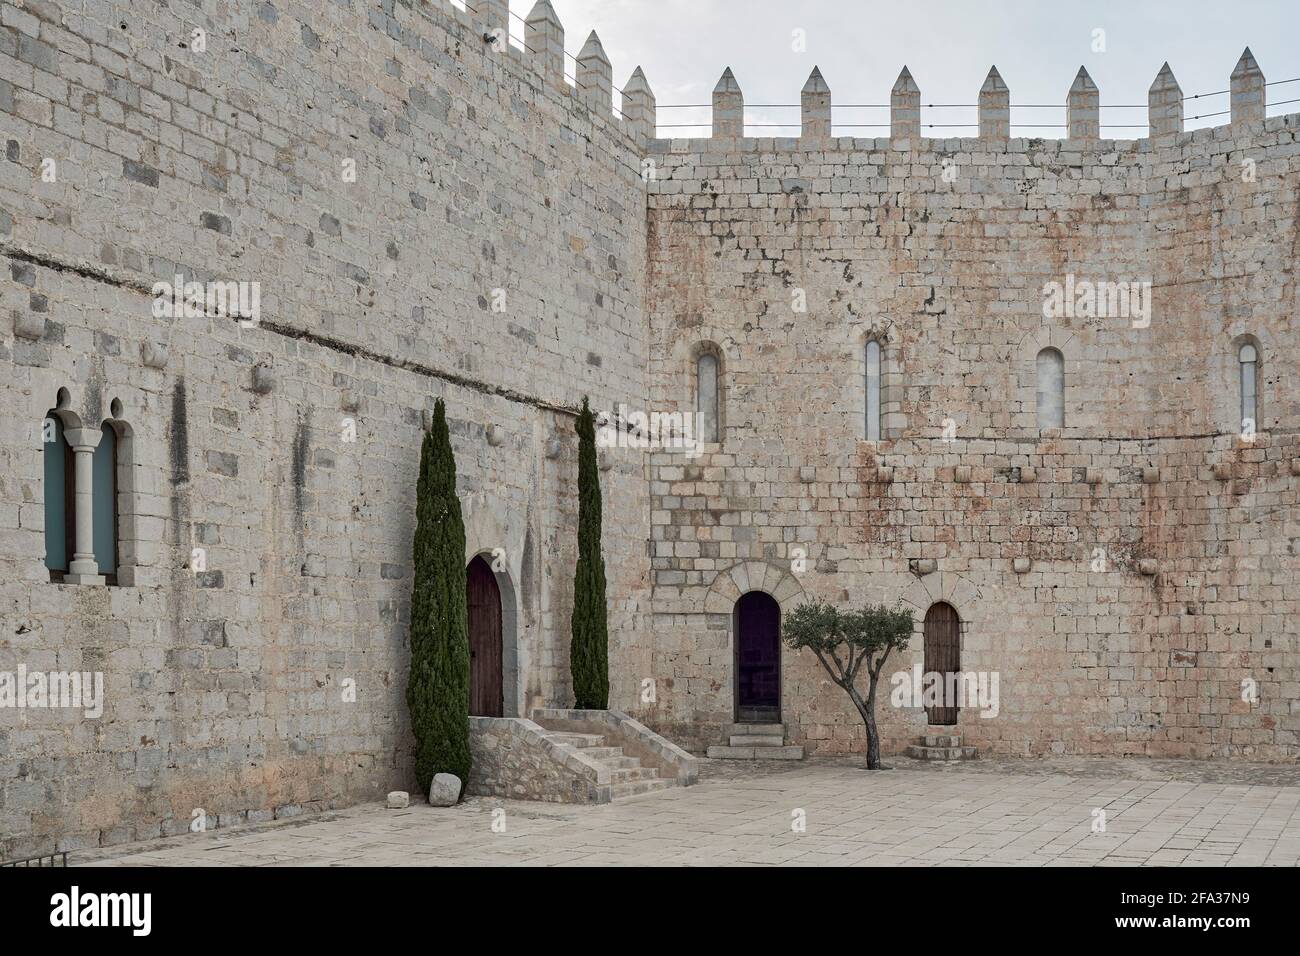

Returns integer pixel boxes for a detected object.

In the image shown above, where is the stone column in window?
[62,426,104,585]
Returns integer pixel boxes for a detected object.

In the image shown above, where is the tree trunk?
[845,682,882,769]
[864,679,882,769]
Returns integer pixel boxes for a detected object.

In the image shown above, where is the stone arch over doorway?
[706,561,806,724]
[704,560,805,615]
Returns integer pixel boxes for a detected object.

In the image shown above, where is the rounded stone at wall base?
[385,791,409,809]
[1138,558,1158,576]
[428,773,462,807]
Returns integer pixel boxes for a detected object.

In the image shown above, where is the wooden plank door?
[735,591,781,722]
[923,602,961,725]
[466,556,502,718]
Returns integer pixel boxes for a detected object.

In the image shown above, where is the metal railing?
[1,851,69,867]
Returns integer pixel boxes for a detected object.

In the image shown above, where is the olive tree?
[782,600,913,769]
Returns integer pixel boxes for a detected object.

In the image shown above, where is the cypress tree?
[406,399,471,794]
[570,397,609,709]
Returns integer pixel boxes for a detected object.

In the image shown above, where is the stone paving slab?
[75,756,1300,867]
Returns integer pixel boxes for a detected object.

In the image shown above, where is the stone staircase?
[706,723,805,760]
[547,731,676,799]
[905,730,977,761]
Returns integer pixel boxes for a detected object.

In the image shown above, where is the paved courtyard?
[79,757,1300,867]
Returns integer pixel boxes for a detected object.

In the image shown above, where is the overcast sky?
[490,0,1299,138]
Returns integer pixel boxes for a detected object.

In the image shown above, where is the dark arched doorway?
[734,591,781,722]
[466,555,503,717]
[923,602,961,725]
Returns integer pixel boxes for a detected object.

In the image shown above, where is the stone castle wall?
[2,0,1297,860]
[641,119,1300,758]
[0,0,650,858]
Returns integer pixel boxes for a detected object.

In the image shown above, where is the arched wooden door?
[466,556,503,717]
[735,591,781,722]
[923,602,961,725]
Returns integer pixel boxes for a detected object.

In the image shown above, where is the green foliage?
[406,399,471,795]
[569,397,609,709]
[783,600,912,684]
[783,599,912,768]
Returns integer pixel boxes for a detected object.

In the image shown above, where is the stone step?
[611,778,675,799]
[609,766,659,784]
[549,732,606,749]
[921,734,962,748]
[905,744,977,761]
[728,734,785,747]
[599,755,642,770]
[707,744,805,760]
[724,723,784,737]
[580,746,624,760]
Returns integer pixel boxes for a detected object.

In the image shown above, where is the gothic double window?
[42,402,123,584]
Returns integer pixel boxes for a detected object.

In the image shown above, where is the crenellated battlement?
[409,0,658,147]
[643,47,1284,150]
[416,5,1283,155]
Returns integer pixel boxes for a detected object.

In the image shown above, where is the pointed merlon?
[979,66,1010,139]
[1231,47,1265,125]
[891,66,920,141]
[622,66,656,144]
[1066,66,1099,140]
[713,67,744,138]
[525,0,565,91]
[801,66,832,140]
[577,30,610,67]
[714,66,742,94]
[802,65,830,94]
[981,65,1008,93]
[1069,65,1098,93]
[1148,62,1183,138]
[893,66,919,93]
[577,31,612,116]
[477,0,509,41]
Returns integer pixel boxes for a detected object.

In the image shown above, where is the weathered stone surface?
[467,717,611,803]
[386,791,409,809]
[0,0,650,860]
[0,0,1296,863]
[427,774,461,807]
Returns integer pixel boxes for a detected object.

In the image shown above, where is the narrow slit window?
[1239,343,1258,433]
[42,412,74,576]
[697,352,719,444]
[1035,347,1064,431]
[93,422,118,580]
[866,340,882,441]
